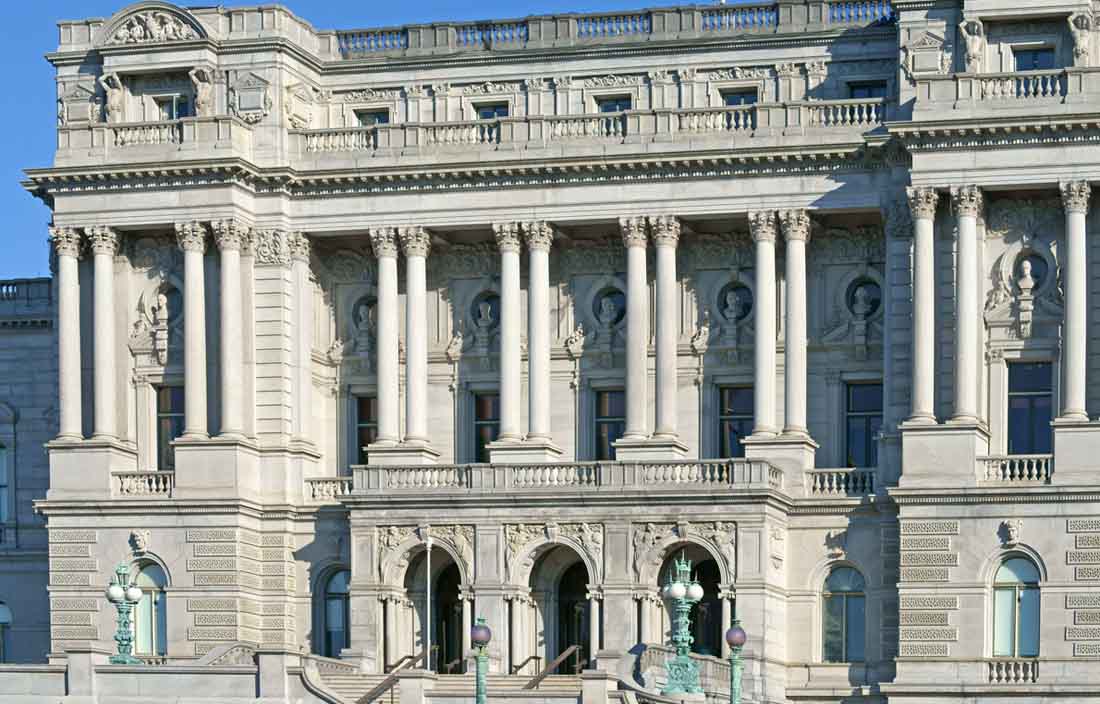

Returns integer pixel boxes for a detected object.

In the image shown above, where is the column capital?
[85,225,120,256]
[1061,180,1092,214]
[174,221,208,253]
[49,226,82,258]
[906,186,940,221]
[778,209,811,243]
[212,219,250,252]
[287,231,311,262]
[398,226,431,258]
[619,216,648,248]
[950,184,983,218]
[368,227,399,258]
[492,222,522,253]
[522,221,554,252]
[649,215,681,247]
[748,210,778,243]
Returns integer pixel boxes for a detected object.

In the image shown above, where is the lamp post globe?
[125,585,143,603]
[472,617,491,704]
[725,623,747,649]
[686,582,704,602]
[667,581,687,600]
[725,620,747,704]
[471,621,492,648]
[106,582,125,603]
[105,563,143,665]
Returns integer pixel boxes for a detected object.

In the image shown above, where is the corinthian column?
[950,185,982,423]
[651,215,681,440]
[399,226,431,444]
[523,222,554,442]
[779,210,810,436]
[213,220,246,439]
[494,223,523,442]
[369,228,400,445]
[620,217,649,440]
[906,187,939,423]
[87,226,119,440]
[175,222,209,439]
[50,227,83,441]
[749,211,778,436]
[1061,180,1091,420]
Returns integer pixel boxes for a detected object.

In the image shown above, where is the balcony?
[979,455,1052,484]
[805,467,876,496]
[911,67,1100,121]
[55,116,253,167]
[112,470,175,498]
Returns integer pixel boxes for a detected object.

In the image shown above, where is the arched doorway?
[435,563,464,673]
[658,544,723,656]
[403,546,465,672]
[528,545,594,675]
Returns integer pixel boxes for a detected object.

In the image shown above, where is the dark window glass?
[718,387,754,458]
[476,104,509,119]
[355,110,390,126]
[845,383,882,468]
[156,386,185,471]
[323,570,351,658]
[822,567,866,663]
[849,82,888,99]
[723,91,758,106]
[595,390,625,460]
[1015,48,1056,71]
[474,394,500,463]
[355,396,378,464]
[1007,363,1052,454]
[596,97,632,113]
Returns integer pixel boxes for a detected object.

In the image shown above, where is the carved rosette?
[779,209,811,242]
[368,227,399,259]
[174,221,208,254]
[522,221,554,252]
[49,226,82,258]
[212,219,249,252]
[950,185,984,218]
[906,186,940,221]
[1061,180,1091,214]
[619,217,648,248]
[398,226,431,258]
[649,215,681,248]
[748,210,778,243]
[492,222,522,254]
[85,225,120,256]
[287,232,311,262]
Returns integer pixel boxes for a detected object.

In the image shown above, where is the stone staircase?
[317,671,583,704]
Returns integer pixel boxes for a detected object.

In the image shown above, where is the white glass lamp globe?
[686,582,704,601]
[107,583,125,602]
[667,582,687,600]
[125,585,143,603]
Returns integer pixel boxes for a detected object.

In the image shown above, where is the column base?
[488,438,563,463]
[899,420,989,488]
[613,436,689,461]
[1052,418,1100,485]
[367,442,440,466]
[742,433,818,492]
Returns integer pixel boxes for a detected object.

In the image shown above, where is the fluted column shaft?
[494,223,523,441]
[289,232,313,442]
[1061,181,1091,420]
[400,227,431,443]
[214,221,246,438]
[87,226,119,440]
[621,218,649,439]
[50,227,83,441]
[950,186,982,422]
[652,216,680,439]
[780,210,810,435]
[370,228,400,444]
[524,223,554,440]
[749,211,778,435]
[176,222,209,439]
[907,187,939,423]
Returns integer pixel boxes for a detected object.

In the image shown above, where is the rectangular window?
[355,109,390,127]
[594,390,626,460]
[1014,48,1056,71]
[153,96,191,120]
[0,444,8,524]
[845,383,882,468]
[476,104,509,120]
[848,82,888,99]
[473,393,500,463]
[1007,362,1052,455]
[355,396,378,464]
[718,387,754,458]
[596,96,632,113]
[723,90,758,106]
[156,386,185,471]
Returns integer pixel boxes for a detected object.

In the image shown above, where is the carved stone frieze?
[252,230,291,267]
[705,66,771,81]
[104,9,201,45]
[582,74,644,88]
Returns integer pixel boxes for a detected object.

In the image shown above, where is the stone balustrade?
[805,468,876,496]
[988,659,1039,684]
[912,67,1100,119]
[980,455,1052,484]
[55,116,254,167]
[305,477,354,502]
[112,471,175,498]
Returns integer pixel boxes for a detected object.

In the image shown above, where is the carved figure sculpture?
[852,285,872,320]
[598,296,618,326]
[189,67,214,117]
[959,20,985,73]
[1069,13,1093,67]
[723,289,743,321]
[100,72,124,124]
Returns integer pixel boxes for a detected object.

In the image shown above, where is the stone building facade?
[2,0,1100,702]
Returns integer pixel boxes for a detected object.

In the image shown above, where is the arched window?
[0,602,11,663]
[822,566,865,663]
[993,557,1040,657]
[133,564,168,656]
[323,570,351,657]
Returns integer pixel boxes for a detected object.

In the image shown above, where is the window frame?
[716,386,754,459]
[844,382,883,469]
[148,93,191,121]
[1012,46,1057,72]
[821,566,867,664]
[132,563,168,658]
[155,385,185,472]
[321,568,351,658]
[474,103,509,120]
[594,95,633,113]
[472,391,501,463]
[354,395,379,465]
[593,387,626,461]
[1006,361,1053,455]
[847,81,888,100]
[992,556,1041,658]
[353,108,391,127]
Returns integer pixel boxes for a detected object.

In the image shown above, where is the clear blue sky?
[1,0,680,279]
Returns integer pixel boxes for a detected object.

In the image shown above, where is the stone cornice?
[888,485,1100,505]
[888,114,1100,152]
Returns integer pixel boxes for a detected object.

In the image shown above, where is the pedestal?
[899,421,989,488]
[46,438,138,500]
[742,433,818,493]
[488,438,563,463]
[613,437,689,461]
[1052,419,1100,485]
[366,442,440,466]
[172,437,262,500]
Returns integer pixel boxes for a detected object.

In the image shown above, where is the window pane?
[596,421,623,461]
[723,91,757,106]
[996,558,1040,584]
[993,587,1016,656]
[1015,49,1055,71]
[1018,587,1040,657]
[477,104,508,119]
[822,595,845,662]
[1009,363,1052,393]
[719,419,751,459]
[475,424,499,463]
[155,593,167,655]
[1031,396,1052,453]
[848,384,882,412]
[846,420,866,467]
[596,390,625,419]
[135,593,153,654]
[825,566,865,592]
[720,387,753,416]
[357,396,377,423]
[845,596,865,662]
[475,394,500,421]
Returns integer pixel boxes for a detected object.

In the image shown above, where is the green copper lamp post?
[660,553,704,696]
[725,620,747,704]
[105,562,144,665]
[471,617,492,704]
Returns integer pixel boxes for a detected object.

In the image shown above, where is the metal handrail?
[441,656,464,674]
[523,645,578,689]
[360,650,426,704]
[510,654,542,675]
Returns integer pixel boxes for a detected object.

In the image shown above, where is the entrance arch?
[526,544,596,674]
[400,545,469,672]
